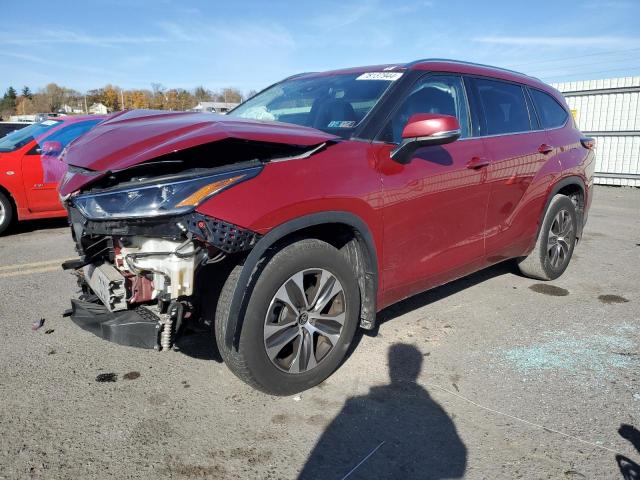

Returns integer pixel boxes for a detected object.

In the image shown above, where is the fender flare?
[224,211,379,349]
[535,175,587,241]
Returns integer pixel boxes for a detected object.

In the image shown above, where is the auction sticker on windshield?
[356,72,403,81]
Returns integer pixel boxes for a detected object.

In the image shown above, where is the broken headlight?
[72,169,255,220]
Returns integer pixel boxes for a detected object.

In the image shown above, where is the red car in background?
[0,115,105,234]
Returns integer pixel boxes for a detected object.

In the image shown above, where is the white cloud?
[0,29,166,47]
[156,21,203,42]
[156,20,295,49]
[0,51,108,75]
[584,1,636,8]
[474,35,640,47]
[310,0,433,31]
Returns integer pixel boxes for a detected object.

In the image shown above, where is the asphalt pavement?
[0,185,639,479]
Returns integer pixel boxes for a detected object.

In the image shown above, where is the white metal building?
[552,77,640,187]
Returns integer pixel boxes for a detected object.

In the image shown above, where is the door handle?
[466,157,490,169]
[538,144,554,154]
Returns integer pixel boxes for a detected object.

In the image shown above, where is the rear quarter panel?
[518,125,593,255]
[548,125,595,215]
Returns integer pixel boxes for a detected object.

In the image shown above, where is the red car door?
[0,147,28,211]
[22,119,102,213]
[21,143,64,213]
[469,77,551,261]
[377,74,492,307]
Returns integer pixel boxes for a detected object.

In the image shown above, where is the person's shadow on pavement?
[298,343,467,479]
[617,423,640,479]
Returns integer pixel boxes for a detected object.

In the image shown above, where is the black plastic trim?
[68,205,261,255]
[224,211,379,349]
[187,213,261,253]
[536,176,588,242]
[69,298,161,349]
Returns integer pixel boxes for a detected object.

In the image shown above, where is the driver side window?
[380,75,470,143]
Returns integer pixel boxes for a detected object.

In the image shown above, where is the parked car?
[0,121,32,138]
[59,60,594,395]
[0,115,105,234]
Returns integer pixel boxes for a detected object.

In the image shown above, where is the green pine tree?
[6,86,17,100]
[1,87,18,115]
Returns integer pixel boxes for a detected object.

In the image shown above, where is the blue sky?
[1,0,639,94]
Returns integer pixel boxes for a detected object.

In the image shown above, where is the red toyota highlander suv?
[59,60,594,394]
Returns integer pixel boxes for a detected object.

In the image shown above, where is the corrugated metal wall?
[552,77,640,187]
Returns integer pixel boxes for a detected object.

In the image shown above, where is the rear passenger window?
[529,89,568,129]
[473,79,531,135]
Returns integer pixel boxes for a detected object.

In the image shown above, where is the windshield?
[0,120,62,152]
[228,71,403,138]
[44,120,102,149]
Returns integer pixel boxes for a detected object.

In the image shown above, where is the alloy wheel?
[547,209,573,269]
[263,268,346,374]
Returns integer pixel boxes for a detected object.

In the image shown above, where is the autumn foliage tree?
[1,82,249,119]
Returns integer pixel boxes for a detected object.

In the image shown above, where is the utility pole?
[84,95,88,114]
[120,89,125,110]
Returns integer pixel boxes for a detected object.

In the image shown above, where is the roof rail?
[405,58,533,78]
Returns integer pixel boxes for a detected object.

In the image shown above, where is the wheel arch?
[223,211,379,350]
[537,175,587,242]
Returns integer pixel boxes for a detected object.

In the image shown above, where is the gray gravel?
[0,186,638,479]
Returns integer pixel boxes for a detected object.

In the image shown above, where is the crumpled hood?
[65,109,338,172]
[60,109,338,195]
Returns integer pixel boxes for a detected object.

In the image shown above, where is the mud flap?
[69,299,161,349]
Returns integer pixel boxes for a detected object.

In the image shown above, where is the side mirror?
[391,114,461,162]
[41,140,63,157]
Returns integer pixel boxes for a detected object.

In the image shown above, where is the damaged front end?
[66,204,262,349]
[63,181,262,350]
[59,110,337,350]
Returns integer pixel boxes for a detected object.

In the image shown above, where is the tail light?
[580,137,595,150]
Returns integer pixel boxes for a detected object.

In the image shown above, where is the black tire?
[0,191,14,236]
[518,194,577,281]
[215,239,360,395]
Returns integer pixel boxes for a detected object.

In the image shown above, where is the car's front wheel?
[518,194,577,280]
[215,239,360,395]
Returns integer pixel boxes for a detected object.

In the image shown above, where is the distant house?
[60,104,85,114]
[9,114,39,122]
[189,101,239,114]
[88,102,108,115]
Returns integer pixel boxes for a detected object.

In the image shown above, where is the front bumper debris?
[69,298,161,349]
[63,205,262,350]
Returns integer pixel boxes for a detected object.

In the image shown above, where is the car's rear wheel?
[0,191,14,236]
[518,194,577,280]
[215,239,360,395]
